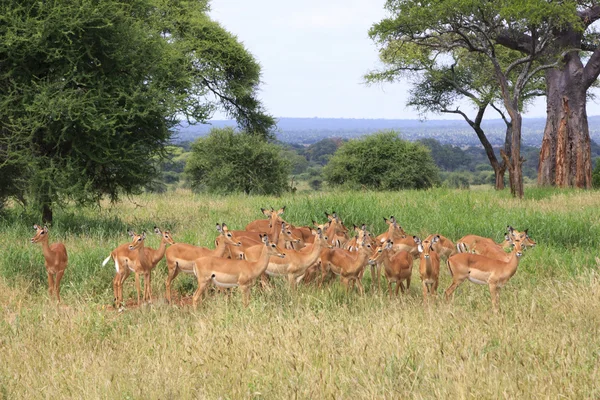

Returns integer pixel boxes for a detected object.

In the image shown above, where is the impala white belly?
[468,270,491,285]
[210,272,239,287]
[212,277,238,288]
[266,262,289,276]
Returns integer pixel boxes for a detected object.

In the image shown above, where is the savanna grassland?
[1,188,600,399]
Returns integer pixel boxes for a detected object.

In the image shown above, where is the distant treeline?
[173,117,600,148]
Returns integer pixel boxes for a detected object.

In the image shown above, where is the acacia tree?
[0,0,274,222]
[369,0,574,197]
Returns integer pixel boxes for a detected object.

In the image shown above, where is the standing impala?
[164,223,241,304]
[103,227,174,308]
[445,233,526,312]
[192,235,285,308]
[369,240,414,298]
[414,235,441,302]
[31,225,68,303]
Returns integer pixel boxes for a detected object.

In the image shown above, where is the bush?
[593,157,600,188]
[323,131,440,190]
[185,127,290,195]
[444,172,471,189]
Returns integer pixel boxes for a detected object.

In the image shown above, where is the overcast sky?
[209,0,600,120]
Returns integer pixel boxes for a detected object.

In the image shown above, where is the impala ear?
[261,234,269,244]
[261,208,269,216]
[277,206,285,215]
[413,235,421,245]
[127,229,135,238]
[505,234,511,242]
[432,235,440,245]
[390,216,396,224]
[141,232,146,240]
[418,244,424,253]
[154,226,161,234]
[324,211,331,220]
[43,225,49,232]
[216,223,223,233]
[524,228,529,236]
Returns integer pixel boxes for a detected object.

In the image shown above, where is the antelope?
[244,228,331,289]
[375,216,408,244]
[457,226,535,253]
[164,223,241,304]
[225,222,302,260]
[313,212,348,248]
[192,235,285,308]
[445,233,526,312]
[414,235,441,302]
[319,238,374,295]
[245,206,313,246]
[369,240,414,298]
[31,225,68,303]
[103,227,174,308]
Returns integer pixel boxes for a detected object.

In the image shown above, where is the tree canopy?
[0,0,274,222]
[185,127,290,195]
[323,131,440,190]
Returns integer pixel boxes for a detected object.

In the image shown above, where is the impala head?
[154,226,175,245]
[31,224,49,244]
[281,223,302,244]
[128,232,147,250]
[384,216,407,238]
[368,239,391,265]
[262,206,286,228]
[510,233,525,257]
[325,211,349,235]
[506,226,536,248]
[216,223,241,246]
[259,234,286,258]
[311,227,332,248]
[414,235,439,259]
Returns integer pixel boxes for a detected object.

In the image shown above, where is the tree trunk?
[502,114,524,198]
[494,166,506,190]
[538,63,592,188]
[42,201,53,224]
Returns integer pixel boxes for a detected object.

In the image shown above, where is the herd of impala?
[30,206,536,312]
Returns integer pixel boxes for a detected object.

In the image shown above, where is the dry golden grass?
[1,187,600,398]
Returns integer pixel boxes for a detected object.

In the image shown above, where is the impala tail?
[456,242,468,253]
[102,255,111,267]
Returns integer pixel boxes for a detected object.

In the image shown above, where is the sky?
[209,0,600,120]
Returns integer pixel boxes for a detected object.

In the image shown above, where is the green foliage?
[305,138,343,166]
[593,158,600,188]
[0,0,273,220]
[185,128,290,195]
[418,138,471,171]
[323,131,440,190]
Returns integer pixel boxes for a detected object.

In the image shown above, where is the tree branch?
[583,47,600,88]
[579,5,600,27]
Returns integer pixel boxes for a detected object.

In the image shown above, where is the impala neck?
[151,239,168,265]
[253,245,274,276]
[300,238,326,266]
[215,236,230,258]
[348,247,369,274]
[40,239,55,261]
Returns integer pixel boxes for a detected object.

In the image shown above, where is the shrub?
[593,157,600,188]
[323,131,440,190]
[185,127,290,195]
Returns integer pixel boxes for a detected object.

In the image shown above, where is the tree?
[323,131,440,190]
[370,49,543,190]
[495,3,600,188]
[369,0,576,197]
[0,0,274,222]
[185,127,290,195]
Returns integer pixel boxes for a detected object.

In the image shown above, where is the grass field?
[1,187,600,398]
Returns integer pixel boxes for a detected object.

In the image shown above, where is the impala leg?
[388,281,393,298]
[145,272,152,303]
[370,264,378,290]
[355,278,364,296]
[287,274,297,291]
[396,281,403,296]
[47,271,55,299]
[112,273,120,307]
[192,278,210,310]
[406,275,411,291]
[444,278,465,303]
[489,282,500,313]
[118,269,130,309]
[165,266,179,304]
[54,270,65,303]
[422,281,428,303]
[240,284,251,307]
[134,273,142,306]
[376,264,381,292]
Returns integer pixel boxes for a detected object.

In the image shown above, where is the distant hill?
[172,116,600,147]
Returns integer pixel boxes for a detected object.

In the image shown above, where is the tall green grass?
[1,187,599,398]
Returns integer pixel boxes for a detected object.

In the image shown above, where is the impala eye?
[227,233,232,237]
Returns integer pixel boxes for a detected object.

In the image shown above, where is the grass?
[1,187,599,398]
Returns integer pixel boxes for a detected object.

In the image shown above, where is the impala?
[192,235,285,308]
[369,240,414,297]
[103,227,174,308]
[375,216,408,244]
[31,225,68,303]
[164,223,241,304]
[244,228,330,289]
[414,235,441,302]
[445,233,526,312]
[225,222,302,260]
[319,238,374,295]
[457,226,535,253]
[245,206,313,246]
